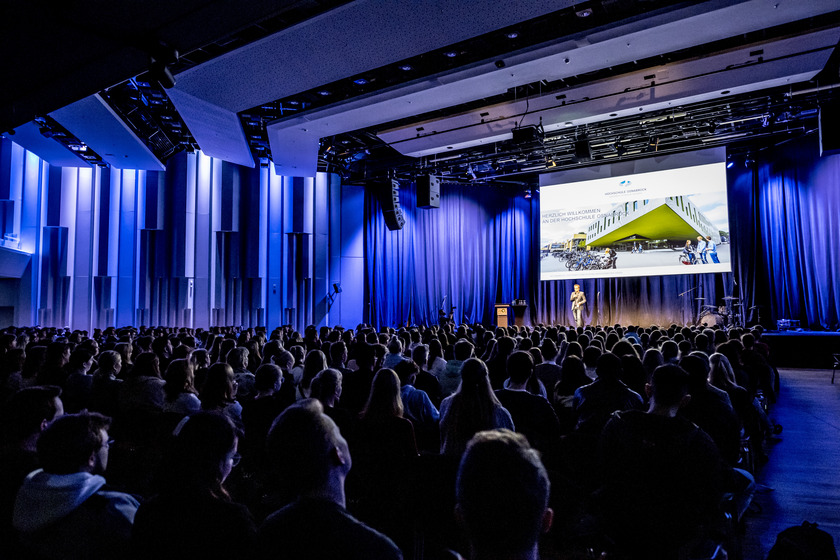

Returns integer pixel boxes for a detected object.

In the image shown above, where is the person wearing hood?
[13,411,140,559]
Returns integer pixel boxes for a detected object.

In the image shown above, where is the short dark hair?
[266,401,339,494]
[255,364,282,391]
[506,351,534,384]
[454,339,474,361]
[37,411,110,474]
[595,352,623,380]
[2,385,62,445]
[649,364,689,407]
[457,430,550,554]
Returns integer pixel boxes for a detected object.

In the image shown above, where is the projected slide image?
[540,162,731,281]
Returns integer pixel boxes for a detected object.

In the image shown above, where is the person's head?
[151,335,173,358]
[266,400,351,499]
[660,339,679,362]
[454,339,474,361]
[2,385,64,447]
[192,348,210,369]
[275,350,295,372]
[709,352,737,388]
[595,352,623,381]
[200,363,237,410]
[45,341,71,368]
[4,347,26,373]
[647,364,690,409]
[582,345,602,369]
[641,347,664,376]
[114,342,133,366]
[573,284,580,292]
[428,338,444,361]
[361,368,403,419]
[37,411,111,475]
[386,336,403,355]
[411,344,429,368]
[254,363,282,394]
[164,358,196,401]
[456,430,552,557]
[506,350,534,385]
[679,354,710,393]
[132,352,161,379]
[95,350,122,377]
[329,341,347,367]
[312,368,343,405]
[225,346,249,371]
[163,412,240,499]
[697,235,704,243]
[540,338,558,361]
[301,349,328,393]
[556,355,589,397]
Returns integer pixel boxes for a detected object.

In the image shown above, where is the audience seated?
[495,351,560,456]
[132,412,256,559]
[573,353,644,435]
[441,339,474,397]
[0,386,64,557]
[0,320,786,560]
[13,411,140,560]
[455,430,552,560]
[596,365,727,559]
[258,400,402,560]
[439,358,514,456]
[162,358,201,416]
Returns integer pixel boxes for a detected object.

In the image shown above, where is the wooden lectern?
[495,304,509,328]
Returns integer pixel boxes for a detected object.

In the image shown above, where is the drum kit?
[696,296,743,328]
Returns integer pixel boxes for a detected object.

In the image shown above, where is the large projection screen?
[539,149,731,281]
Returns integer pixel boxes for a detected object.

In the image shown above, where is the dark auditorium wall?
[0,138,364,331]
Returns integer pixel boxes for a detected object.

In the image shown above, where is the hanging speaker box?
[416,175,441,208]
[377,178,405,230]
[819,103,840,157]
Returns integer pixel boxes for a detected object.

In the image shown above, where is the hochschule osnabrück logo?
[619,179,632,188]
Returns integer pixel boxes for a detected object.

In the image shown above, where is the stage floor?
[761,331,840,368]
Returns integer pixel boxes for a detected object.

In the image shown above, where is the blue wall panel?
[0,135,365,331]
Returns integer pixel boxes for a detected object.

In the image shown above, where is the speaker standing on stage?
[570,284,586,328]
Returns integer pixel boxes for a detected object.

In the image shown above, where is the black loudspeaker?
[416,175,441,208]
[819,104,840,157]
[574,138,592,162]
[378,178,405,231]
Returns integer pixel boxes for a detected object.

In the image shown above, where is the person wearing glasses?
[132,412,256,559]
[13,411,140,560]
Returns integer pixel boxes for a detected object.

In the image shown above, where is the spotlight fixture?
[524,189,532,199]
[318,90,331,96]
[148,43,179,89]
[575,7,593,17]
[506,31,519,39]
[399,64,413,71]
[327,282,342,304]
[443,51,458,58]
[726,160,735,169]
[353,78,368,85]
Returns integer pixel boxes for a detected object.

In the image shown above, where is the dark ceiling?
[3,0,840,187]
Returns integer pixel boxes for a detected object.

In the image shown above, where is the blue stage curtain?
[365,182,534,328]
[365,135,839,331]
[750,137,840,330]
